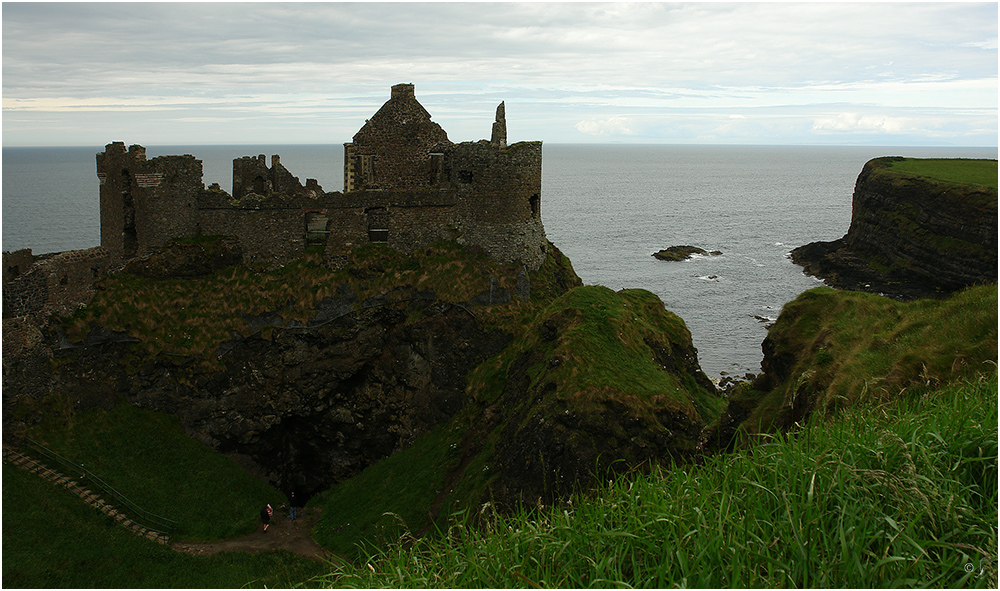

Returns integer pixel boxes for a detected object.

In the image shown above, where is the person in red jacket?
[260,503,273,532]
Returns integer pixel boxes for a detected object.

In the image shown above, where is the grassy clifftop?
[885,157,998,192]
[708,283,997,446]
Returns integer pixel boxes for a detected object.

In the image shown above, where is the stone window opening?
[529,194,540,217]
[360,155,374,188]
[121,169,138,258]
[366,207,389,243]
[458,170,474,184]
[305,212,330,247]
[252,175,267,195]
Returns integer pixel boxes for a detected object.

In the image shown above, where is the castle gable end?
[345,83,451,192]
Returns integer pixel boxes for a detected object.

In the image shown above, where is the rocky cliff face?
[45,292,510,500]
[792,157,997,299]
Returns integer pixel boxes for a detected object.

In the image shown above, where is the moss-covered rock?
[703,283,998,451]
[456,285,722,509]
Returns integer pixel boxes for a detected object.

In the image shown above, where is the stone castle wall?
[196,196,308,269]
[4,84,548,320]
[232,154,321,200]
[2,247,111,320]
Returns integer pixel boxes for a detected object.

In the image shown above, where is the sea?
[3,143,996,378]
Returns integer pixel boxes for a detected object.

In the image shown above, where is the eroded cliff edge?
[791,157,997,299]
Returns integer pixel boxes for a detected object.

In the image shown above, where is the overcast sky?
[2,2,997,147]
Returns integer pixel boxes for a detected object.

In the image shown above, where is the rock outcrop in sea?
[652,246,722,261]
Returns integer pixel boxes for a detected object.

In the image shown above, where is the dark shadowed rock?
[652,246,721,261]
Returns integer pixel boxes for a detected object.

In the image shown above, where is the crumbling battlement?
[232,154,323,200]
[2,247,111,320]
[98,142,204,266]
[4,83,548,319]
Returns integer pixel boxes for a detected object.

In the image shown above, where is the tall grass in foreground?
[322,374,997,588]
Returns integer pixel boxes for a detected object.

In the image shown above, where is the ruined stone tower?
[97,142,203,266]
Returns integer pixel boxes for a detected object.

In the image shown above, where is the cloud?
[575,116,637,136]
[812,113,917,134]
[1,2,996,146]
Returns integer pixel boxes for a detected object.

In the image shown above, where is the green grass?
[318,373,998,588]
[468,286,721,422]
[743,284,997,433]
[2,464,329,589]
[310,424,461,560]
[59,240,578,372]
[887,158,998,191]
[21,401,285,541]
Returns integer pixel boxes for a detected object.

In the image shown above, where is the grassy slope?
[738,284,997,435]
[309,424,461,558]
[467,286,720,422]
[19,401,284,541]
[320,374,997,588]
[312,283,997,580]
[2,464,328,589]
[58,240,571,371]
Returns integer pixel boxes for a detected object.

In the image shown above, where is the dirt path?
[171,507,341,563]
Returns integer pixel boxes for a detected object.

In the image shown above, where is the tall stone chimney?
[391,83,415,100]
[491,101,507,148]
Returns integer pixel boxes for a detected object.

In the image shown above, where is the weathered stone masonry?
[3,83,548,319]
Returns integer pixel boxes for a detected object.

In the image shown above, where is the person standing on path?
[260,503,273,532]
[289,492,299,521]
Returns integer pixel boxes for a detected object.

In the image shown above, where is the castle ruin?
[4,84,548,319]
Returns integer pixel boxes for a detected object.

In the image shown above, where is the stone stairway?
[3,445,170,545]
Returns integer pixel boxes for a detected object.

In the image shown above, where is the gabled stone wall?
[345,83,450,191]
